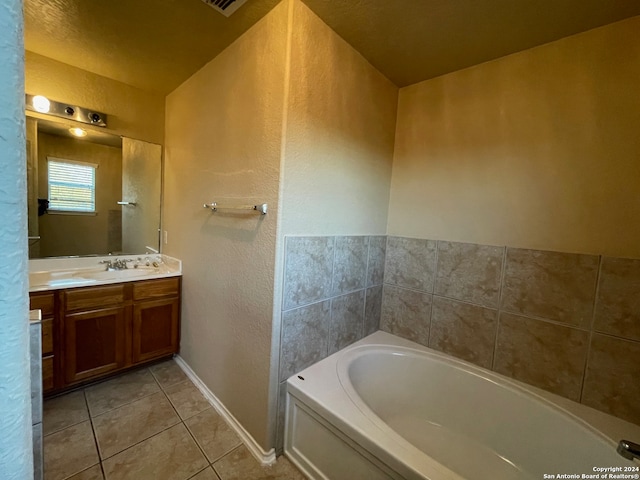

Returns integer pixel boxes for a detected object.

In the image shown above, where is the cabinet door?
[132,298,180,364]
[64,306,128,384]
[30,292,58,393]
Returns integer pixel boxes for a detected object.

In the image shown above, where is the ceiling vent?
[200,0,249,17]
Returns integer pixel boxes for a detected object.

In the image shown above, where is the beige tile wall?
[381,237,640,426]
[276,235,387,452]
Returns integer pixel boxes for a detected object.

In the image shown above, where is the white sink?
[84,266,169,282]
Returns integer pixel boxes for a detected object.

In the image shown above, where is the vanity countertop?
[29,309,42,324]
[29,254,182,292]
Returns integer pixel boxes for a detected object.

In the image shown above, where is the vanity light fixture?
[31,95,51,113]
[69,127,88,138]
[25,94,108,127]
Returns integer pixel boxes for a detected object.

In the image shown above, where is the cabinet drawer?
[30,293,55,317]
[65,284,126,312]
[42,355,54,392]
[133,277,180,301]
[42,318,53,356]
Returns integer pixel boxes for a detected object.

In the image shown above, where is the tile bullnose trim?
[173,356,277,466]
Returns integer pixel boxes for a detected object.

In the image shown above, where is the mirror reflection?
[26,116,162,258]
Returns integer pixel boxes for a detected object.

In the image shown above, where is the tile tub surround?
[380,237,640,426]
[43,360,304,480]
[280,236,387,376]
[277,235,386,451]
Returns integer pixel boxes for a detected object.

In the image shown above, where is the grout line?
[96,384,183,461]
[88,389,160,420]
[427,240,440,347]
[43,417,89,438]
[212,444,245,472]
[206,442,245,467]
[430,292,497,311]
[86,368,161,419]
[588,255,602,332]
[281,236,289,311]
[326,297,334,359]
[89,369,184,462]
[381,282,433,296]
[364,235,371,292]
[330,236,338,299]
[99,421,183,462]
[431,239,440,296]
[161,376,186,421]
[382,235,389,286]
[61,463,103,480]
[489,308,593,333]
[185,465,216,480]
[82,388,106,478]
[362,236,371,337]
[580,255,603,403]
[48,370,216,479]
[590,330,640,344]
[182,412,217,466]
[492,246,508,370]
[426,293,434,348]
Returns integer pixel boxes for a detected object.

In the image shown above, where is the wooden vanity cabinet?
[28,292,56,393]
[62,284,130,385]
[29,276,181,394]
[132,278,181,364]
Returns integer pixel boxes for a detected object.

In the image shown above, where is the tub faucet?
[617,440,640,461]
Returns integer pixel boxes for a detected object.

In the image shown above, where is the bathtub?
[284,331,640,480]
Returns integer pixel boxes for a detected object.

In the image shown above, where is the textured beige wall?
[0,1,32,476]
[279,1,398,236]
[37,132,122,257]
[25,51,165,144]
[164,0,289,451]
[388,17,640,258]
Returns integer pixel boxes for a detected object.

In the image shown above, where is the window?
[47,157,97,213]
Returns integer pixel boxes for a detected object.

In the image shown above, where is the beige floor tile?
[67,464,105,480]
[43,390,89,435]
[102,424,208,480]
[44,421,99,480]
[93,391,181,459]
[164,380,211,420]
[189,467,220,480]
[85,368,160,417]
[185,408,242,463]
[213,446,304,480]
[150,359,188,389]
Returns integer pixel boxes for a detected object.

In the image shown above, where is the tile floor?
[43,359,305,480]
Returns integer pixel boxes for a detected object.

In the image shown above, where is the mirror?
[26,116,162,258]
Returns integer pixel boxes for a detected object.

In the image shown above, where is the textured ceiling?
[24,0,640,94]
[301,0,640,87]
[23,0,281,94]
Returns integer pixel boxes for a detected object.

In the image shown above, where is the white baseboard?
[174,355,277,466]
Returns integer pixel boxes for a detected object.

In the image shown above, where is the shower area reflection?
[25,116,161,258]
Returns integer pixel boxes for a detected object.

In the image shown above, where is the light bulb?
[69,127,87,137]
[32,95,50,113]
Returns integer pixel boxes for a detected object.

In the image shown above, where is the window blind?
[48,159,96,212]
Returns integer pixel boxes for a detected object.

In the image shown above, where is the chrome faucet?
[617,440,640,461]
[99,258,131,271]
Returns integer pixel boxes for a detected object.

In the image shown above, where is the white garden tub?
[285,331,640,480]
